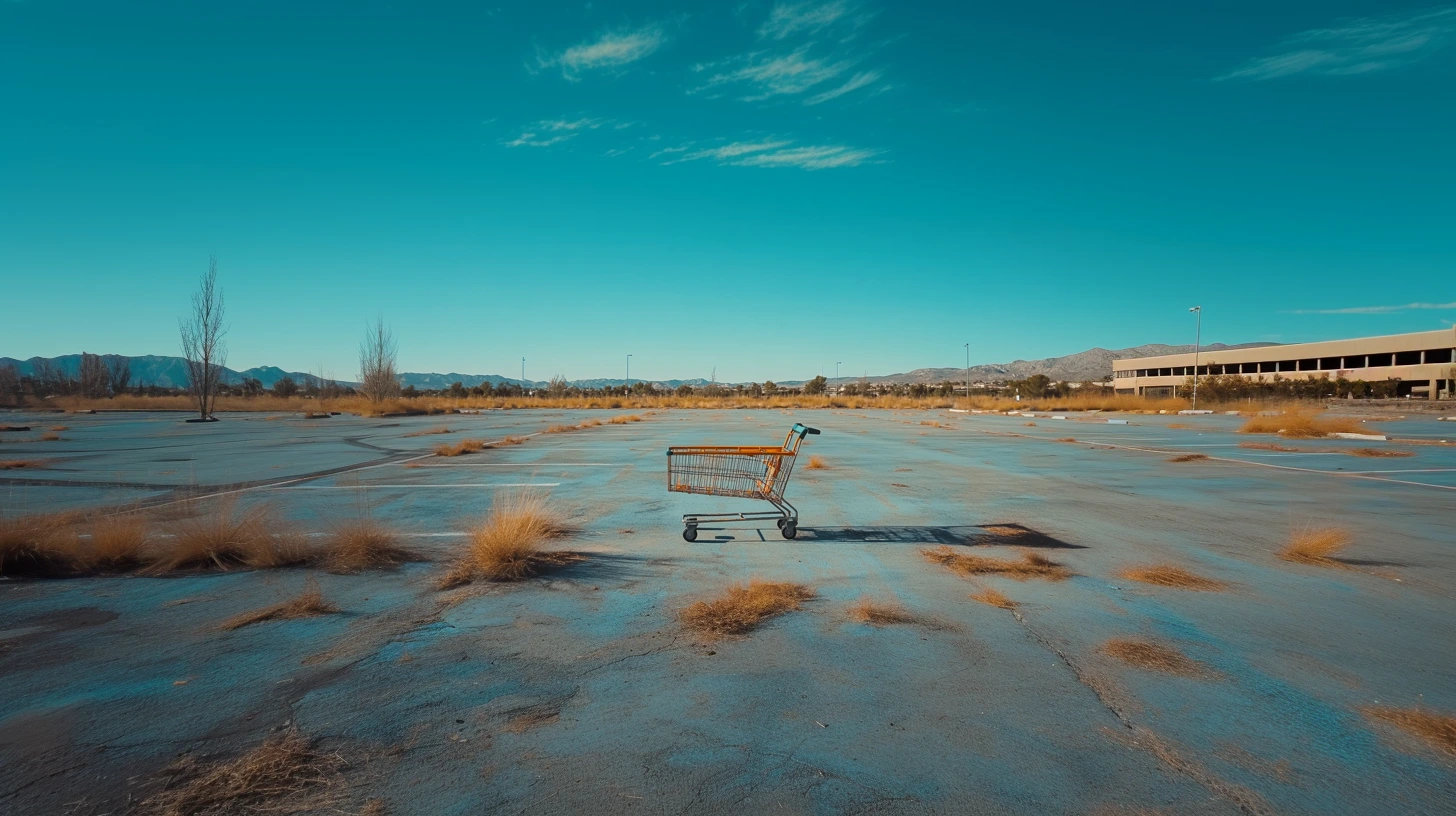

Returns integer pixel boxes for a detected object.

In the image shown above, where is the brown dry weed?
[1362,705,1456,755]
[970,588,1017,609]
[1279,527,1352,568]
[681,580,815,637]
[1169,454,1209,463]
[1119,564,1226,591]
[1099,638,1208,677]
[218,578,338,630]
[847,597,917,626]
[922,546,1070,581]
[134,727,345,815]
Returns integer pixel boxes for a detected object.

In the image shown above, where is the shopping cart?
[666,422,821,541]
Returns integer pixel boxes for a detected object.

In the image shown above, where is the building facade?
[1112,328,1456,400]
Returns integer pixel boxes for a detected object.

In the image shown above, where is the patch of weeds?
[1099,638,1209,677]
[922,546,1070,581]
[805,455,828,470]
[680,580,814,638]
[133,727,346,815]
[322,517,413,572]
[402,426,452,437]
[1278,527,1352,569]
[1119,564,1226,591]
[1168,454,1209,463]
[437,492,578,587]
[847,597,917,626]
[1347,447,1413,458]
[218,577,338,631]
[970,588,1017,609]
[1362,705,1456,756]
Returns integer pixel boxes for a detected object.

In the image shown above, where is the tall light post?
[626,354,632,394]
[521,357,526,395]
[835,362,841,380]
[1189,307,1203,410]
[964,343,971,403]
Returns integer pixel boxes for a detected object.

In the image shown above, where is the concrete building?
[1113,328,1456,400]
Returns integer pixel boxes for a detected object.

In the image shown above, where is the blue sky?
[2,1,1453,383]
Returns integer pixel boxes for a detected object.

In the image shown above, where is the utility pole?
[836,362,841,380]
[521,357,526,395]
[1189,307,1203,410]
[964,343,970,403]
[627,353,632,394]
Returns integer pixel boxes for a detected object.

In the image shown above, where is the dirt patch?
[922,546,1070,581]
[1099,638,1210,678]
[133,727,347,815]
[1346,447,1414,458]
[1119,564,1226,591]
[1168,454,1209,463]
[1361,705,1456,755]
[970,588,1017,609]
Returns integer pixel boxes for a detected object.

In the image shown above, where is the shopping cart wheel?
[683,525,698,542]
[775,517,787,529]
[781,522,797,540]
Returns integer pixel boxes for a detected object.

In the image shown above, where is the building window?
[1395,350,1422,366]
[1319,357,1340,370]
[1370,353,1395,367]
[1423,348,1454,364]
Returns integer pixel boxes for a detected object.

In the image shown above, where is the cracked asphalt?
[2,408,1454,814]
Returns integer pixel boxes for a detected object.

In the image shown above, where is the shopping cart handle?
[791,423,821,439]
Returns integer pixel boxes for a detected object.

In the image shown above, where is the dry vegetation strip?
[218,578,339,630]
[1238,441,1301,452]
[434,439,487,457]
[323,517,413,572]
[134,728,346,816]
[1347,447,1414,458]
[1278,527,1353,569]
[1099,638,1210,678]
[146,501,308,573]
[437,492,578,588]
[805,455,828,470]
[922,546,1070,581]
[1362,706,1456,755]
[402,426,452,437]
[608,414,644,424]
[970,588,1017,609]
[0,459,48,470]
[1119,564,1227,591]
[681,580,815,638]
[1240,412,1376,439]
[1169,453,1209,463]
[847,597,917,626]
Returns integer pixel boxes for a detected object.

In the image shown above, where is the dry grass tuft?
[0,459,48,470]
[1362,705,1456,755]
[85,513,154,569]
[0,511,88,576]
[438,492,577,587]
[134,727,345,815]
[1238,441,1300,452]
[805,455,828,470]
[322,517,412,572]
[847,597,917,626]
[1240,412,1375,438]
[681,580,815,638]
[39,432,62,441]
[579,418,603,427]
[1166,423,1189,429]
[1023,421,1036,426]
[402,426,452,437]
[491,435,528,447]
[970,588,1017,609]
[1055,437,1078,443]
[1119,564,1226,591]
[1347,447,1414,458]
[434,438,487,457]
[149,501,308,573]
[608,414,644,424]
[1169,453,1209,463]
[1278,527,1352,568]
[1099,638,1208,677]
[544,424,578,433]
[218,578,338,631]
[921,546,1071,581]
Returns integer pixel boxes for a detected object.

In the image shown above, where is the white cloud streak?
[694,47,856,100]
[537,23,668,79]
[804,69,881,104]
[502,117,612,148]
[1291,302,1456,315]
[1219,7,1456,81]
[660,139,881,170]
[758,0,856,40]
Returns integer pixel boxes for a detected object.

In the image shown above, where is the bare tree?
[29,358,63,398]
[179,257,228,420]
[79,352,109,399]
[106,355,132,396]
[358,317,400,402]
[0,364,21,406]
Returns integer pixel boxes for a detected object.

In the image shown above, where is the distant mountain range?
[1,342,1276,392]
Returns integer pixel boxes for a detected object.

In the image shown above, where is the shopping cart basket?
[667,422,821,541]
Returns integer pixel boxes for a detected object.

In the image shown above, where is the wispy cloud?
[1291,301,1456,315]
[758,0,863,40]
[1219,7,1456,81]
[694,47,857,100]
[804,69,881,104]
[503,117,612,148]
[660,138,882,170]
[536,23,669,80]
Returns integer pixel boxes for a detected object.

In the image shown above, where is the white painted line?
[274,483,562,489]
[404,463,623,467]
[1337,468,1456,475]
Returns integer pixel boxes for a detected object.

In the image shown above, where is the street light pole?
[1189,307,1203,410]
[627,354,632,394]
[836,362,841,380]
[521,357,526,395]
[964,343,970,404]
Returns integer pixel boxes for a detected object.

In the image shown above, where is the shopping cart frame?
[666,422,821,541]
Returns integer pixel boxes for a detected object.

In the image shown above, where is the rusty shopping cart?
[667,423,821,541]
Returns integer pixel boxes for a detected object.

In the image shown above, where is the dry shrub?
[1055,437,1078,443]
[920,420,944,428]
[134,727,345,815]
[847,597,916,626]
[544,424,577,433]
[1238,441,1300,452]
[402,426,452,437]
[981,525,1028,538]
[680,580,815,637]
[49,425,69,431]
[149,501,308,573]
[922,546,1070,581]
[1278,527,1352,568]
[322,517,411,572]
[1240,412,1375,438]
[608,414,643,424]
[1023,422,1036,426]
[0,511,87,576]
[805,455,828,470]
[439,492,576,587]
[1168,454,1209,463]
[39,432,61,441]
[580,418,603,427]
[1119,564,1226,591]
[1166,423,1189,429]
[971,588,1017,609]
[85,513,154,569]
[1099,638,1207,677]
[490,435,528,447]
[219,578,339,630]
[1362,706,1456,755]
[434,438,487,457]
[0,459,48,470]
[1347,447,1413,458]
